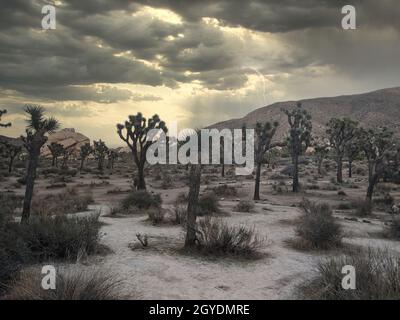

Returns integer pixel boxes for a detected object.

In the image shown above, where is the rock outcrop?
[41,128,90,157]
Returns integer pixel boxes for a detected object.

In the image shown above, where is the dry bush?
[147,207,165,225]
[4,268,122,300]
[121,190,161,212]
[386,217,400,240]
[293,199,342,250]
[173,204,187,225]
[298,248,400,299]
[351,199,372,217]
[206,184,237,197]
[197,192,220,215]
[31,187,93,217]
[196,217,266,258]
[235,200,255,213]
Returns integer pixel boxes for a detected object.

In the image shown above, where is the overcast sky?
[0,0,399,146]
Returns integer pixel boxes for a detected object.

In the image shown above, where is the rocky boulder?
[41,128,90,157]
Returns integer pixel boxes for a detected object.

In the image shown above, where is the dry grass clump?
[385,216,400,240]
[298,248,400,300]
[196,217,266,258]
[4,268,122,300]
[291,199,342,250]
[206,184,237,197]
[147,207,165,225]
[31,187,93,217]
[234,200,255,213]
[351,199,372,217]
[121,190,161,212]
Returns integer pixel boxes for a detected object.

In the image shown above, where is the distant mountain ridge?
[209,87,400,140]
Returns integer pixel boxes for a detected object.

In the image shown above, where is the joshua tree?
[61,148,73,169]
[314,141,330,175]
[359,127,394,203]
[0,109,11,127]
[117,113,167,190]
[345,138,362,178]
[282,103,312,192]
[79,142,92,171]
[107,150,118,169]
[48,142,64,167]
[0,140,22,173]
[93,140,108,172]
[20,105,60,223]
[326,118,358,183]
[254,121,279,200]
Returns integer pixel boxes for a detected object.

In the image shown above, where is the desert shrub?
[235,200,254,213]
[307,184,320,190]
[0,193,23,223]
[337,190,347,196]
[0,215,101,293]
[4,268,121,300]
[31,187,93,217]
[160,173,172,189]
[196,217,265,258]
[280,165,294,176]
[386,217,400,240]
[147,207,165,225]
[272,182,288,193]
[294,199,342,250]
[373,193,394,209]
[352,199,372,217]
[207,184,237,197]
[197,192,220,215]
[354,166,366,176]
[121,190,161,211]
[41,167,60,175]
[174,192,188,205]
[322,184,340,191]
[17,215,101,261]
[173,204,187,225]
[298,248,400,299]
[337,202,352,210]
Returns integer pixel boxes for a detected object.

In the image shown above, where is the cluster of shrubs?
[4,268,121,300]
[31,187,93,217]
[298,248,400,299]
[174,192,220,216]
[234,200,254,213]
[0,215,101,294]
[292,199,342,250]
[205,184,237,197]
[196,217,266,258]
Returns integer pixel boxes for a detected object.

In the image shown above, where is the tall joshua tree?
[93,140,108,172]
[282,103,312,192]
[48,142,64,167]
[0,109,11,127]
[79,142,92,171]
[20,105,60,223]
[1,140,22,173]
[326,118,358,183]
[254,121,279,200]
[359,127,394,203]
[117,113,167,190]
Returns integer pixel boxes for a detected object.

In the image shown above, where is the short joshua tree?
[326,118,358,183]
[79,142,93,171]
[282,103,312,192]
[0,140,22,173]
[93,140,108,172]
[48,142,64,167]
[117,113,167,190]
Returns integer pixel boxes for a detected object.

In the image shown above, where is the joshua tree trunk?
[366,173,379,203]
[293,154,299,192]
[52,156,56,167]
[21,150,39,223]
[337,157,343,183]
[253,162,262,200]
[348,160,353,178]
[80,158,85,171]
[317,159,323,175]
[8,155,16,173]
[221,163,225,177]
[185,164,202,248]
[137,163,146,190]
